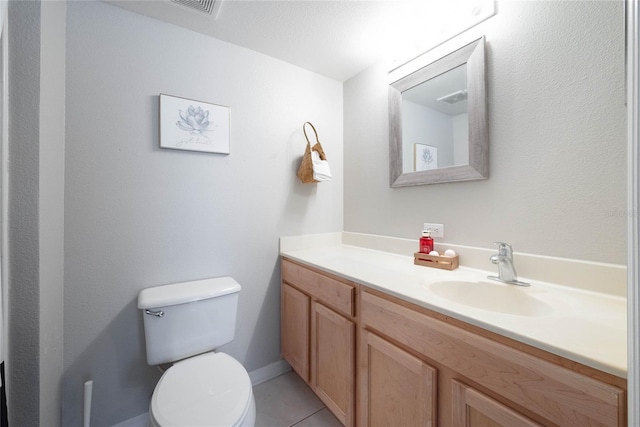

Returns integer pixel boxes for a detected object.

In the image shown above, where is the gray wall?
[6,2,66,426]
[8,2,41,425]
[62,2,343,426]
[344,0,627,264]
[39,2,66,425]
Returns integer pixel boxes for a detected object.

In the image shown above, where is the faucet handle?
[492,242,513,256]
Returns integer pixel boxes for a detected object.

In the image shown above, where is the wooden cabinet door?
[359,329,437,427]
[281,283,310,382]
[451,380,542,427]
[311,301,355,427]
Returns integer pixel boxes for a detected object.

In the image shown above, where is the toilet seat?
[149,352,253,427]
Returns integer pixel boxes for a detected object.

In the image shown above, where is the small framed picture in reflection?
[414,144,438,171]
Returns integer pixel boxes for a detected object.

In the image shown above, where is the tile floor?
[253,371,342,427]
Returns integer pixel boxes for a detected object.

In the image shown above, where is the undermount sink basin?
[427,280,555,317]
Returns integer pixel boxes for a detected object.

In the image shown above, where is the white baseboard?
[249,358,291,386]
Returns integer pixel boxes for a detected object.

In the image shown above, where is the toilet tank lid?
[138,277,241,309]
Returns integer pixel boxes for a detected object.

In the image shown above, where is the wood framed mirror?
[389,36,488,187]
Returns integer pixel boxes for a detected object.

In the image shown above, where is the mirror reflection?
[402,64,468,173]
[389,36,488,187]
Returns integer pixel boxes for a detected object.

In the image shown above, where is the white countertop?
[280,233,627,378]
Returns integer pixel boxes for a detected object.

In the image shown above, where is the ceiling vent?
[437,90,468,104]
[170,0,222,17]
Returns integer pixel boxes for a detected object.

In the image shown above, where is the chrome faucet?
[487,242,529,287]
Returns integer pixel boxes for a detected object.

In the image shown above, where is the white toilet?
[138,277,256,427]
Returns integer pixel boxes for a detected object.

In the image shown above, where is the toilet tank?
[138,277,241,365]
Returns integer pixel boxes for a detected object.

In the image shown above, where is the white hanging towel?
[311,150,332,182]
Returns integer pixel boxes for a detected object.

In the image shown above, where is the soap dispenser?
[419,230,434,254]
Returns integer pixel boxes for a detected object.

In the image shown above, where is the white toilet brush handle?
[83,380,93,427]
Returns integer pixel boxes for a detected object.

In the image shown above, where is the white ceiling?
[105,0,493,82]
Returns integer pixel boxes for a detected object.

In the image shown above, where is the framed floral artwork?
[159,94,230,154]
[414,143,438,171]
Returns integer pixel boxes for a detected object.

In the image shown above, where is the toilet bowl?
[138,277,255,427]
[148,352,256,427]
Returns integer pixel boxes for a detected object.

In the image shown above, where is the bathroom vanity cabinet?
[281,259,357,427]
[360,287,626,427]
[280,257,627,427]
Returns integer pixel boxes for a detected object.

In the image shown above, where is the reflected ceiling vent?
[437,90,468,104]
[170,0,223,18]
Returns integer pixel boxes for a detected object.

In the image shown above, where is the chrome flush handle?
[144,309,164,318]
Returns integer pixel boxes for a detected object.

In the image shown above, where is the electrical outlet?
[423,223,444,238]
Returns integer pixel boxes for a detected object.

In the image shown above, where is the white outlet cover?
[423,223,444,238]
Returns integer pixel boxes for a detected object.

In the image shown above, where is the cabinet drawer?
[361,290,625,427]
[282,259,355,317]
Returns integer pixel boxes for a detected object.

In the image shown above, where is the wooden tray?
[413,252,459,270]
